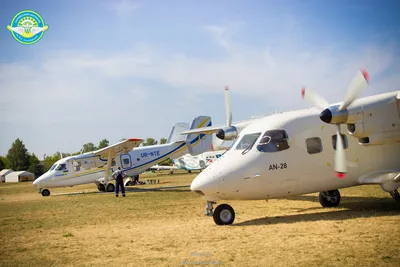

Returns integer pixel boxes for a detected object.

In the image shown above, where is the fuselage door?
[120,154,132,169]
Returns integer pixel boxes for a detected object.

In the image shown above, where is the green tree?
[81,142,97,153]
[143,138,157,146]
[6,138,30,171]
[160,138,167,144]
[28,153,44,177]
[0,156,5,171]
[98,139,109,149]
[0,156,9,169]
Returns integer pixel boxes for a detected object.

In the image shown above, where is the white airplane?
[184,69,400,225]
[147,149,226,175]
[172,150,226,173]
[33,116,212,196]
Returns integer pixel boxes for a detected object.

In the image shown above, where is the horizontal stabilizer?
[167,122,190,143]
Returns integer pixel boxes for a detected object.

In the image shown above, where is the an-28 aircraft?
[183,70,400,225]
[33,116,212,196]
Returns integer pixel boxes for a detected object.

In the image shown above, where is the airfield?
[0,170,399,267]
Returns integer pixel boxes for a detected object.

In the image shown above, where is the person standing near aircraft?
[112,167,127,197]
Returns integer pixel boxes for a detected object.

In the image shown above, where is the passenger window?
[306,137,323,154]
[235,133,261,150]
[332,134,348,150]
[257,130,290,153]
[73,161,81,172]
[123,158,130,165]
[111,159,116,166]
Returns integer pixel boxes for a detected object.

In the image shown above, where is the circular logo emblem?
[7,10,48,45]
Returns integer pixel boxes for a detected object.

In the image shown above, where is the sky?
[1,0,400,159]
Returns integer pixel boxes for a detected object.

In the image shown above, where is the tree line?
[0,137,172,178]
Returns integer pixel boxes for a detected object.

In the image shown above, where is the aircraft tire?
[319,189,341,207]
[213,204,235,225]
[188,170,192,174]
[106,183,115,192]
[98,184,106,192]
[41,189,50,197]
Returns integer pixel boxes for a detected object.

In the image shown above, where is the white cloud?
[109,0,141,18]
[1,22,399,156]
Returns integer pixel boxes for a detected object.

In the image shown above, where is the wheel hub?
[220,209,232,222]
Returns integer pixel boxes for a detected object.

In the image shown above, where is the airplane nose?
[33,176,45,188]
[190,173,219,196]
[33,179,39,188]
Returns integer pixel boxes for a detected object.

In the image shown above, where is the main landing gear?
[319,189,341,207]
[97,183,115,192]
[389,190,400,204]
[205,201,236,225]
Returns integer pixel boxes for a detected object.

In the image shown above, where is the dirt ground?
[0,171,399,267]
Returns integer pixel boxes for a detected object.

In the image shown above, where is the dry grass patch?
[0,171,399,266]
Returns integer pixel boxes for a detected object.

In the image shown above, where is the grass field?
[0,170,399,267]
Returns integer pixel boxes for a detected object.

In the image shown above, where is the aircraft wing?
[181,125,223,135]
[181,119,258,136]
[92,138,144,158]
[93,138,144,182]
[357,170,400,185]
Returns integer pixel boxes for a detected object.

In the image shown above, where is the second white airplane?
[33,116,212,196]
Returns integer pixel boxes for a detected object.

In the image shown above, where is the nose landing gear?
[204,201,236,225]
[205,201,215,216]
[40,189,50,197]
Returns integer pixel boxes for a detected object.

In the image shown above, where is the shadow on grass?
[234,196,400,226]
[53,185,191,196]
[125,185,191,193]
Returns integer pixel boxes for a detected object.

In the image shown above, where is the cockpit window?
[257,130,290,153]
[49,164,57,171]
[235,133,261,151]
[55,163,67,171]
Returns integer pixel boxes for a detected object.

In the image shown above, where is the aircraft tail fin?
[167,122,190,143]
[185,116,213,156]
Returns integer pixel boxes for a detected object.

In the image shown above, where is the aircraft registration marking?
[141,151,161,157]
[269,163,287,170]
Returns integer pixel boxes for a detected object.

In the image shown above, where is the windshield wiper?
[241,140,257,155]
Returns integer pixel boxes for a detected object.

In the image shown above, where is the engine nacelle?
[216,126,238,140]
[346,92,400,144]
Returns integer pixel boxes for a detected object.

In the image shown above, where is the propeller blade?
[334,125,347,178]
[225,86,232,126]
[301,87,329,110]
[339,68,369,111]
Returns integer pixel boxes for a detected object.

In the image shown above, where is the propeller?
[301,68,370,178]
[225,86,232,126]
